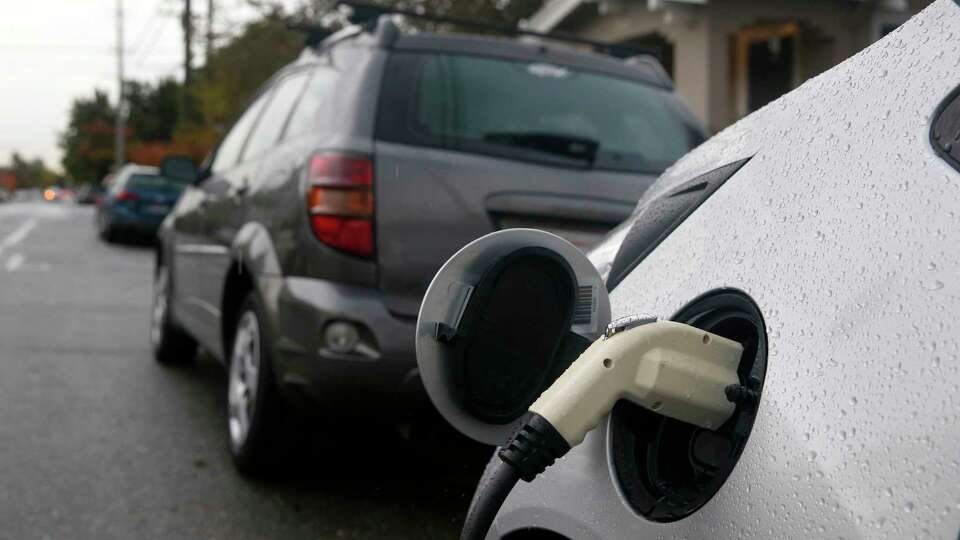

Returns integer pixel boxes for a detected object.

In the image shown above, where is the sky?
[0,0,299,173]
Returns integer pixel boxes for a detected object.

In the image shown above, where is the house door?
[733,22,800,118]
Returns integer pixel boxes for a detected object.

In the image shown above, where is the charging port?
[609,289,767,522]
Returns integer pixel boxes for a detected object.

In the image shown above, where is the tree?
[59,80,185,177]
[59,1,546,171]
[58,90,116,184]
[297,0,545,32]
[125,79,186,167]
[189,10,303,132]
[165,9,304,162]
[7,152,57,189]
[126,79,180,142]
[387,0,545,28]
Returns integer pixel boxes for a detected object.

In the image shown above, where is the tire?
[226,292,283,475]
[150,263,197,365]
[97,214,116,243]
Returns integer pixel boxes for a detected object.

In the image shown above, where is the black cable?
[461,413,571,540]
[461,452,520,540]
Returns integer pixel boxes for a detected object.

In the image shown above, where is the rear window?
[126,174,186,190]
[377,52,705,174]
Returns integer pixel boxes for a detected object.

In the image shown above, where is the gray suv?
[152,16,705,472]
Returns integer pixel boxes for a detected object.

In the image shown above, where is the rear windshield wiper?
[482,131,599,164]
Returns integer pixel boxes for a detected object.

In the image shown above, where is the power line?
[127,0,166,57]
[132,16,173,70]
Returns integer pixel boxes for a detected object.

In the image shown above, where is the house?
[526,0,933,132]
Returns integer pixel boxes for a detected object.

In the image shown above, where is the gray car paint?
[374,143,647,317]
[492,1,960,538]
[160,29,705,414]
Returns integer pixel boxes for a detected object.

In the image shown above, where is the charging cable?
[460,319,744,540]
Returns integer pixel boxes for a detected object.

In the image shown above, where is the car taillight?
[306,153,374,258]
[115,190,139,202]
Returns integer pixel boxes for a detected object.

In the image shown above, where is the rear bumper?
[111,220,161,237]
[269,276,428,417]
[105,208,165,236]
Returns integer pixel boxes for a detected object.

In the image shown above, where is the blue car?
[96,164,188,242]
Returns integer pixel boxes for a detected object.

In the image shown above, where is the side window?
[284,67,337,139]
[242,71,311,160]
[210,89,272,175]
[932,84,960,173]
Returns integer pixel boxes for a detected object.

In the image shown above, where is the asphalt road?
[0,201,485,540]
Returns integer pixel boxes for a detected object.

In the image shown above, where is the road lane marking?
[3,253,49,273]
[0,219,37,257]
[5,253,23,271]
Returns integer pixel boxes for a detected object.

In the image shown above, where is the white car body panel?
[494,1,960,538]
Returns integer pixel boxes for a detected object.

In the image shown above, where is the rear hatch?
[373,44,705,317]
[124,173,187,220]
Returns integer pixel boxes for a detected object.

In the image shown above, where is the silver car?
[418,0,960,538]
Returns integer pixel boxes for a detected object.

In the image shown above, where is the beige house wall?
[564,0,930,133]
[703,0,874,130]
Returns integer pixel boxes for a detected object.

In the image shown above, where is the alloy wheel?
[228,311,260,450]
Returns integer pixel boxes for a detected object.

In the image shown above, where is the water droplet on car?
[922,280,945,291]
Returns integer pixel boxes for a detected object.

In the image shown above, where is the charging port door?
[417,229,611,445]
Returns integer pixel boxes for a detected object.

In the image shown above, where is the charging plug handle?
[460,320,745,540]
[531,320,743,447]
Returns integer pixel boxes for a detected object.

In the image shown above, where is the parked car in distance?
[75,184,105,205]
[152,15,707,473]
[464,2,960,538]
[97,164,188,242]
[0,187,9,203]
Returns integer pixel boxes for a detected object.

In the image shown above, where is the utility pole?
[114,0,125,172]
[181,0,193,121]
[206,0,215,62]
[182,0,193,85]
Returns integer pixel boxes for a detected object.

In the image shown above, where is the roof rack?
[328,0,658,58]
[286,21,338,48]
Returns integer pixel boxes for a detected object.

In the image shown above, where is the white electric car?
[490,1,960,538]
[416,1,960,539]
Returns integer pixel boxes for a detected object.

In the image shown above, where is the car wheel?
[150,263,197,364]
[97,214,116,243]
[227,293,282,474]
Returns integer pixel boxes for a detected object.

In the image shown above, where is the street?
[0,201,481,540]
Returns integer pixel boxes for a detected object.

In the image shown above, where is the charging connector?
[461,319,744,540]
